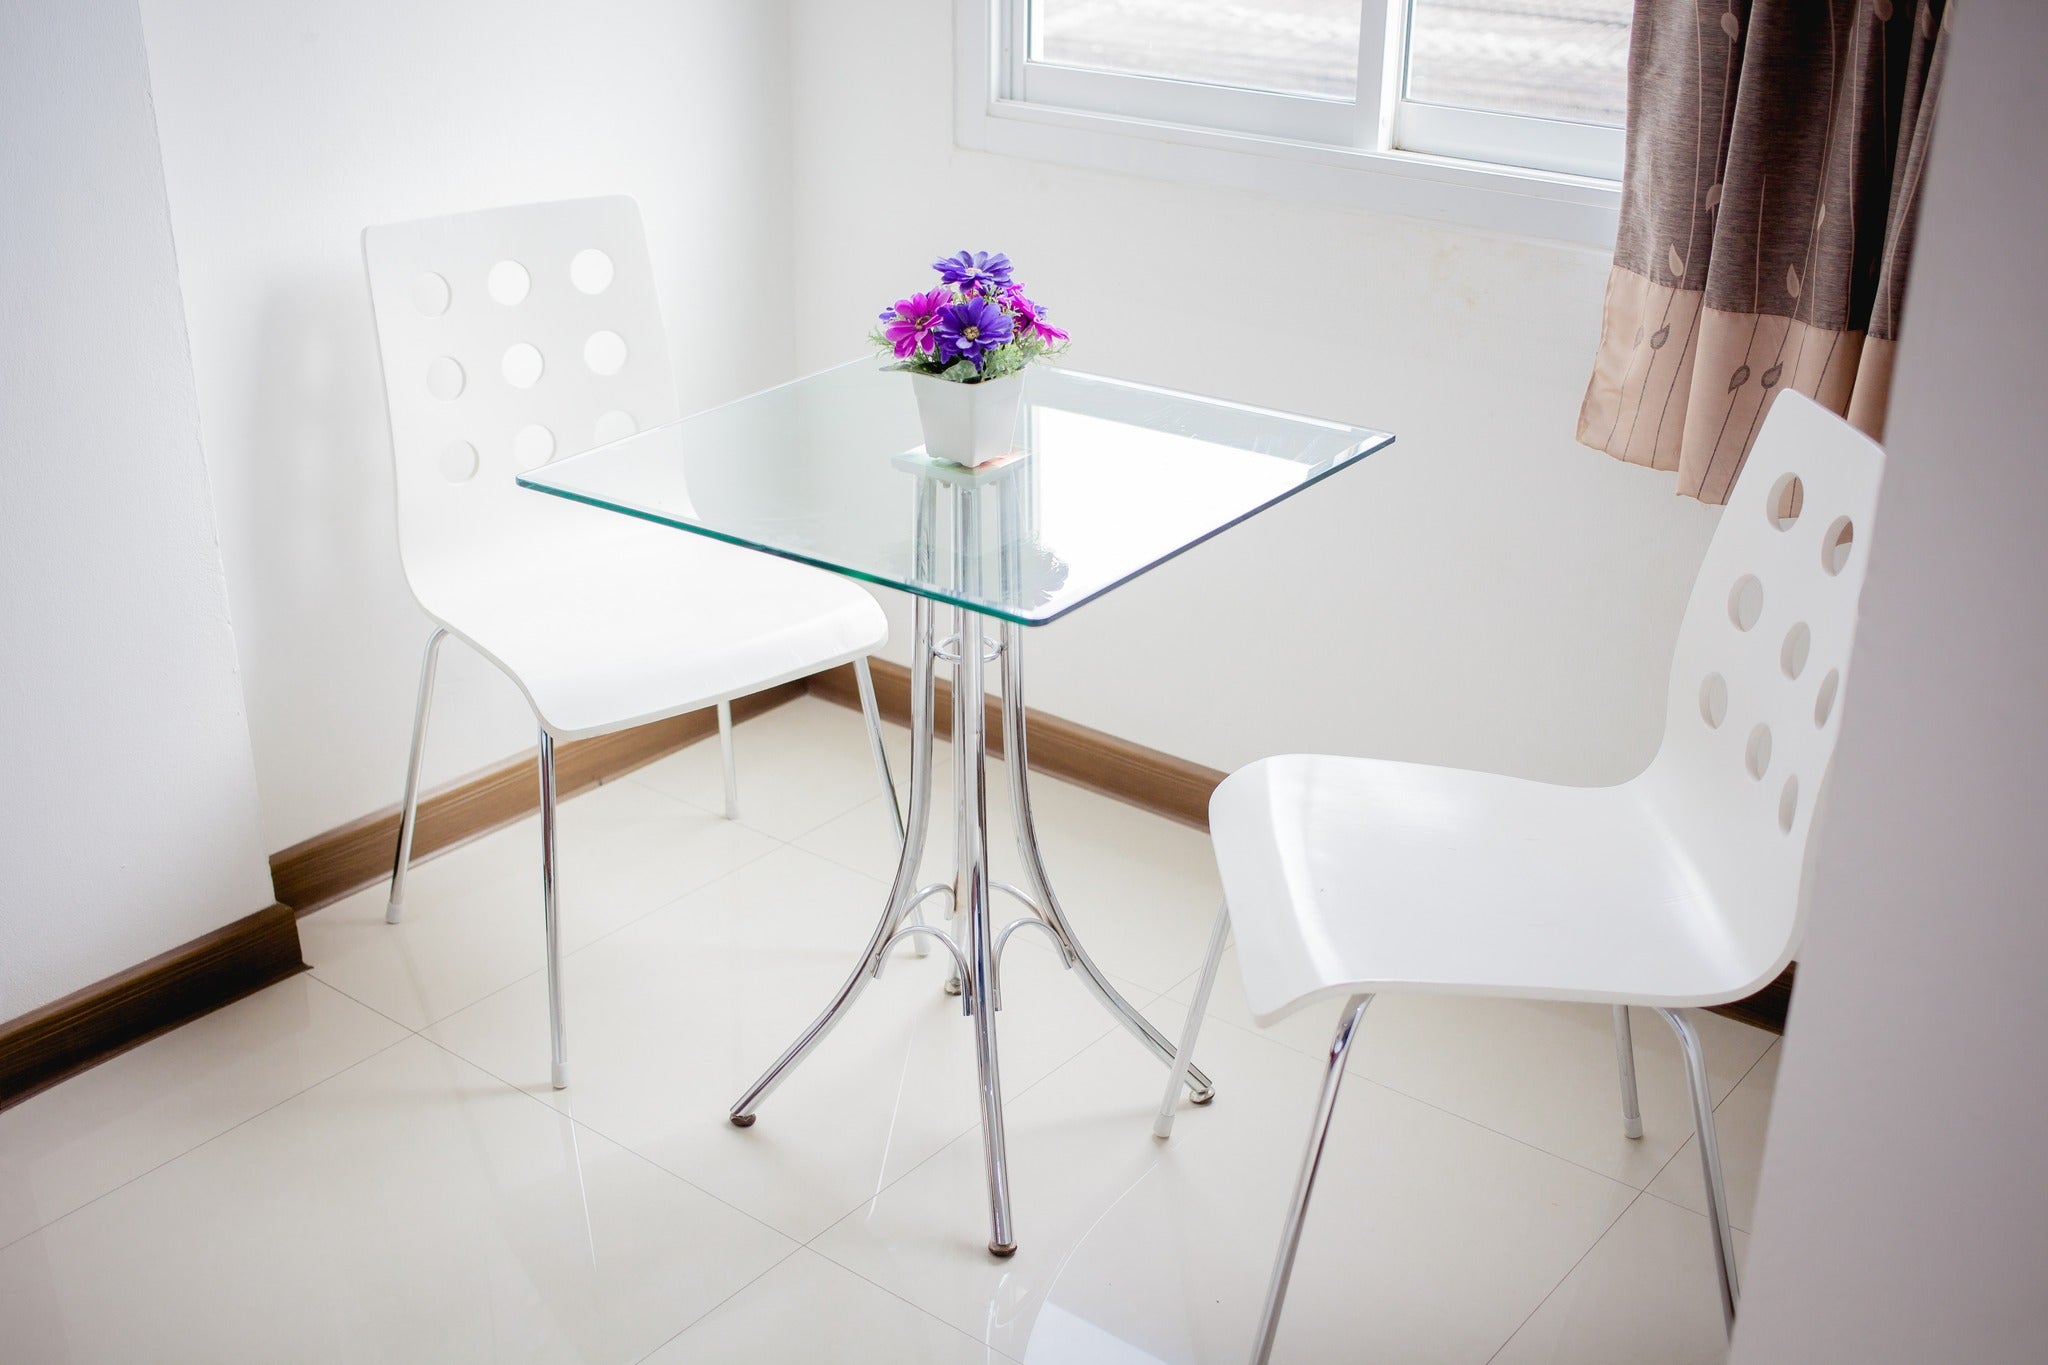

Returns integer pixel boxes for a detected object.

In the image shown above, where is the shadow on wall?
[234,278,456,845]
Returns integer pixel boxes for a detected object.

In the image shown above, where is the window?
[959,1,1630,244]
[1398,0,1629,178]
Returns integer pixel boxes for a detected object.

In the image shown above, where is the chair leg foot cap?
[943,977,963,996]
[1624,1118,1644,1140]
[1190,1086,1216,1106]
[988,1241,1017,1259]
[385,901,403,924]
[729,1112,757,1128]
[550,1063,569,1090]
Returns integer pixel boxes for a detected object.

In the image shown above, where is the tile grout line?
[621,1242,812,1365]
[0,1030,418,1256]
[1481,1187,1651,1365]
[1157,973,1779,1198]
[397,835,797,1035]
[1163,1003,1664,1200]
[1634,1035,1779,1208]
[795,982,1163,1261]
[404,1029,805,1248]
[299,968,433,1038]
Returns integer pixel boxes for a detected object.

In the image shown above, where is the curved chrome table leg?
[726,597,940,1126]
[731,475,1219,1255]
[1000,619,1214,1103]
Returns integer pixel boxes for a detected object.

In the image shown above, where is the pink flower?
[883,288,953,359]
[1001,286,1068,344]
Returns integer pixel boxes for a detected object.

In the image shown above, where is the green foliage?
[868,324,1069,385]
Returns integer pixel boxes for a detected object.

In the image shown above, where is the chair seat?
[413,518,887,740]
[1211,754,1777,1026]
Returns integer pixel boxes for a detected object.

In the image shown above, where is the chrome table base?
[726,592,1214,1256]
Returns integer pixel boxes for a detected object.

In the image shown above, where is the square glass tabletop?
[519,359,1392,625]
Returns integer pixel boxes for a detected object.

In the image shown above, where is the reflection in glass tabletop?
[519,359,1392,625]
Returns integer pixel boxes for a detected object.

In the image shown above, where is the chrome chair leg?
[1659,1007,1739,1335]
[1156,903,1230,1138]
[1613,1004,1645,1140]
[716,699,738,820]
[1252,994,1373,1365]
[386,627,448,924]
[538,728,569,1090]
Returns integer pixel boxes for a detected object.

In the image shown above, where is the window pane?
[1404,0,1631,126]
[1033,0,1361,101]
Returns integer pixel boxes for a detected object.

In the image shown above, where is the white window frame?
[956,0,1623,248]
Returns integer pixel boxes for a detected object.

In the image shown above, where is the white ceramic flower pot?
[910,370,1025,468]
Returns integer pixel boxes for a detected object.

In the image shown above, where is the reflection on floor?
[0,697,1775,1363]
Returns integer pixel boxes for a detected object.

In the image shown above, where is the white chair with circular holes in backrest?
[363,197,905,1090]
[1154,391,1883,1361]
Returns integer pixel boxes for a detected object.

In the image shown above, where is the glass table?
[521,359,1392,1255]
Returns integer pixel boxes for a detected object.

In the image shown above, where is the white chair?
[1155,392,1883,1361]
[363,197,901,1090]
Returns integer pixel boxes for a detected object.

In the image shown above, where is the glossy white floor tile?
[428,843,1151,1243]
[1162,946,1776,1188]
[1647,1040,1780,1231]
[631,695,903,842]
[814,1002,1640,1364]
[0,974,406,1249]
[5,700,1777,1363]
[1487,1193,1747,1365]
[302,775,777,1029]
[644,1247,1009,1364]
[0,1037,794,1364]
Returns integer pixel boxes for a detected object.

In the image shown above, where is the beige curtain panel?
[1580,0,1951,502]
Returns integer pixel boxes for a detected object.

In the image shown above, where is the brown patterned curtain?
[1579,0,1951,502]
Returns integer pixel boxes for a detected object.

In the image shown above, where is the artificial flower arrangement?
[872,250,1069,467]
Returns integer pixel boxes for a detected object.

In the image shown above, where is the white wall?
[1730,4,2048,1359]
[0,0,275,1018]
[787,0,1719,787]
[135,0,802,850]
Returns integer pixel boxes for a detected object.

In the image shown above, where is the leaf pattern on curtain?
[1578,0,1951,503]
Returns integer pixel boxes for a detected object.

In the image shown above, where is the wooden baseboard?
[1,903,305,1110]
[269,682,807,914]
[805,661,1793,1034]
[807,660,1223,828]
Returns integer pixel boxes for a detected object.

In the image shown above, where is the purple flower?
[931,294,1013,369]
[932,250,1014,295]
[881,288,952,359]
[1000,286,1068,344]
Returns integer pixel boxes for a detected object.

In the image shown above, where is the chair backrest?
[1641,391,1885,985]
[361,196,680,589]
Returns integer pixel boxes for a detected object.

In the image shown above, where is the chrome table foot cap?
[1191,1086,1216,1105]
[729,1112,757,1128]
[988,1241,1017,1259]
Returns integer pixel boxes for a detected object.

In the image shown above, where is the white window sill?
[953,12,1621,250]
